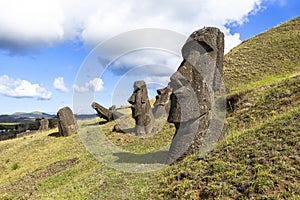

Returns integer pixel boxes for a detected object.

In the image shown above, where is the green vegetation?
[11,163,20,170]
[0,17,299,199]
[223,16,300,93]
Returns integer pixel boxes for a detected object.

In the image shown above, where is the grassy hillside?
[0,17,300,199]
[223,16,300,93]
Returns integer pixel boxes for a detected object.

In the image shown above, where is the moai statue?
[38,118,49,131]
[91,102,124,121]
[128,80,153,136]
[152,85,172,118]
[57,106,78,137]
[167,27,224,164]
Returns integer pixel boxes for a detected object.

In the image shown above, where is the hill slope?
[223,16,300,93]
[0,17,299,199]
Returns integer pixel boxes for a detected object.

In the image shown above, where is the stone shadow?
[113,150,169,164]
[48,132,61,137]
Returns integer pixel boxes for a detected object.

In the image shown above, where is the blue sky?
[0,0,299,114]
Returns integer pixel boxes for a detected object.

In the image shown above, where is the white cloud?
[144,76,171,86]
[73,78,104,93]
[53,77,69,93]
[0,0,266,55]
[0,0,64,54]
[0,75,52,99]
[110,50,180,76]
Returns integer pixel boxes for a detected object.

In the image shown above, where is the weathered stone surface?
[128,80,153,136]
[152,86,172,118]
[38,118,49,131]
[57,106,78,137]
[91,102,124,121]
[167,27,224,164]
[113,123,124,133]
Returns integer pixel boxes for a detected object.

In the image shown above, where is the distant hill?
[0,111,98,123]
[14,111,54,119]
[0,111,55,122]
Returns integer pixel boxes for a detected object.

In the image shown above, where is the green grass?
[223,16,300,93]
[151,107,300,199]
[0,16,300,199]
[0,122,20,126]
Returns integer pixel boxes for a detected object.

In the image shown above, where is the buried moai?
[152,85,172,118]
[91,102,124,122]
[128,80,153,136]
[166,27,225,164]
[57,106,78,137]
[38,118,49,131]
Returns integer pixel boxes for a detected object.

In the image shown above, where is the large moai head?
[128,80,153,136]
[182,27,225,92]
[167,27,224,164]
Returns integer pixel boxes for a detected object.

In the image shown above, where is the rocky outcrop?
[91,102,124,121]
[167,27,225,164]
[128,80,153,136]
[57,106,78,137]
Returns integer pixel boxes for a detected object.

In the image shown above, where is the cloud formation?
[53,77,69,93]
[73,78,104,93]
[0,75,52,99]
[0,0,265,55]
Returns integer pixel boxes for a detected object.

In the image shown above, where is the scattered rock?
[167,27,225,164]
[128,80,153,136]
[57,106,78,137]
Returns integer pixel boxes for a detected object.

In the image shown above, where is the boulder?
[57,106,78,137]
[128,80,153,136]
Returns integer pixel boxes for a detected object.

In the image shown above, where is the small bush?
[11,163,20,170]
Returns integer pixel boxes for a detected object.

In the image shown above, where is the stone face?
[38,118,49,131]
[167,27,224,164]
[152,86,172,118]
[57,106,78,137]
[128,80,153,136]
[91,102,124,121]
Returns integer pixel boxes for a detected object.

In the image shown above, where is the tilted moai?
[57,106,78,137]
[128,80,153,136]
[167,27,224,164]
[91,102,124,121]
[152,85,172,118]
[38,118,49,131]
